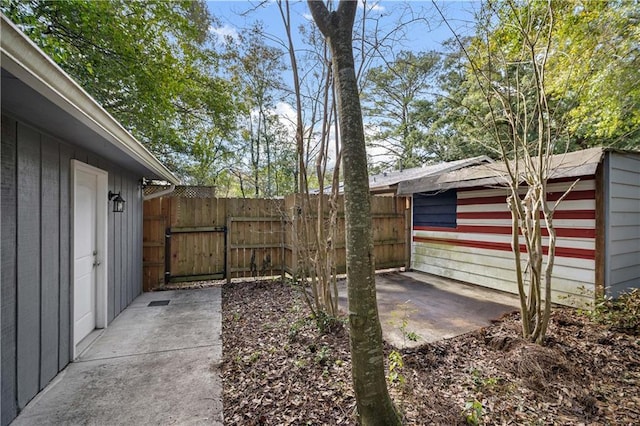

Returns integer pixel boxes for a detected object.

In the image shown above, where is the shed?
[397,148,640,306]
[1,15,179,425]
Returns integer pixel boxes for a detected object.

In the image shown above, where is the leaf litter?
[222,280,640,425]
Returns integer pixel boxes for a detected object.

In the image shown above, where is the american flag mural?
[411,177,597,306]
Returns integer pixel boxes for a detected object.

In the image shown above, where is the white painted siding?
[605,152,640,296]
[412,179,597,306]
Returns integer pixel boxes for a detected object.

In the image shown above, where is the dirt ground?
[221,280,640,425]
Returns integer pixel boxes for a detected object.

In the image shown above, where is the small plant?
[314,345,331,365]
[244,351,261,364]
[559,285,595,311]
[469,368,483,388]
[313,310,343,334]
[389,300,421,348]
[288,317,307,342]
[290,302,302,314]
[399,316,421,347]
[590,289,640,334]
[463,399,483,425]
[387,350,405,385]
[469,367,500,391]
[405,330,419,342]
[483,377,498,387]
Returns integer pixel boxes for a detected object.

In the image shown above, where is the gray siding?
[16,123,41,408]
[1,115,144,425]
[40,136,60,387]
[605,152,640,296]
[1,115,18,426]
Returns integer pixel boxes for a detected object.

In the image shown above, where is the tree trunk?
[307,2,399,424]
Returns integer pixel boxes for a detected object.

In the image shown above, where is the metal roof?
[1,14,180,184]
[397,147,608,194]
[368,156,494,193]
[323,156,494,194]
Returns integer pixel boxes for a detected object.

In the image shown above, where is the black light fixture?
[108,191,126,213]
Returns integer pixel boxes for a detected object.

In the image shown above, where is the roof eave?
[0,14,180,185]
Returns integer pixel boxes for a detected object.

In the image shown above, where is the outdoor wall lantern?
[108,191,126,213]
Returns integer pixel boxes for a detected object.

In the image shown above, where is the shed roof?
[369,156,494,193]
[397,148,608,195]
[0,14,179,184]
[324,156,494,194]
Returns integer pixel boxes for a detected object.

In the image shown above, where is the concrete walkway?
[12,288,222,425]
[339,271,521,348]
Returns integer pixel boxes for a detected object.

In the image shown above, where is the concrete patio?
[11,288,222,425]
[339,271,521,348]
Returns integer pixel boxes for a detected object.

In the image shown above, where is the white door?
[74,169,98,346]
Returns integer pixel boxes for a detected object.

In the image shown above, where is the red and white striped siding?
[411,178,597,306]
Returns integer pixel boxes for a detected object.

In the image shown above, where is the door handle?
[93,260,101,267]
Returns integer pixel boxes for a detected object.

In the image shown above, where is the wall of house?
[1,115,143,425]
[411,178,598,307]
[604,152,640,297]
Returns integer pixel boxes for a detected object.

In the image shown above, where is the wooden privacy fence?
[143,193,410,291]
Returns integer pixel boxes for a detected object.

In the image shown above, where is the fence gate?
[165,226,227,283]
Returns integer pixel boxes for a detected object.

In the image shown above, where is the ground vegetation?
[222,280,640,425]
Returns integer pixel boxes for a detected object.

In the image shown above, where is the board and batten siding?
[1,115,143,425]
[411,178,597,306]
[605,152,640,297]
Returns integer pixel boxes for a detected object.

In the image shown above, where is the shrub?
[591,289,640,335]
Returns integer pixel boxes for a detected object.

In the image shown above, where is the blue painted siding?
[413,190,457,228]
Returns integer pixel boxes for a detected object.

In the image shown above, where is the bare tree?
[308,1,400,424]
[435,0,576,343]
[274,0,341,319]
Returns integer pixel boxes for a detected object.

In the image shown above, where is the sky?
[204,1,481,169]
[206,1,479,55]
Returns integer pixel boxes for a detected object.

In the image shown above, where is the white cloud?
[209,24,239,45]
[274,102,297,127]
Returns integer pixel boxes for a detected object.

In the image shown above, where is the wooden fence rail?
[143,193,409,291]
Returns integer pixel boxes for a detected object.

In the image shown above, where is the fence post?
[281,215,286,280]
[404,196,411,270]
[226,216,232,284]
